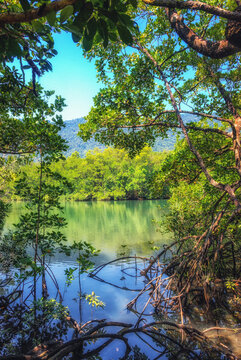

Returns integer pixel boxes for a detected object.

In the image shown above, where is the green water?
[3,201,235,358]
[2,200,173,359]
[3,200,172,323]
[5,200,171,261]
[3,199,172,330]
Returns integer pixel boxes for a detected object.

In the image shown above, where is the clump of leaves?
[85,291,105,308]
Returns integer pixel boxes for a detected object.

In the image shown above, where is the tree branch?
[174,110,234,125]
[0,0,77,25]
[120,120,232,138]
[142,0,241,22]
[167,9,240,58]
[207,66,239,117]
[135,39,241,210]
[119,107,234,126]
[206,66,241,178]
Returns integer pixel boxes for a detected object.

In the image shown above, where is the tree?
[141,0,241,58]
[0,0,241,62]
[78,4,241,308]
[13,146,166,200]
[0,0,136,65]
[0,0,240,167]
[0,1,241,358]
[0,0,137,162]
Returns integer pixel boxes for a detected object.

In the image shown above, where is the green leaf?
[82,2,94,21]
[72,17,85,34]
[72,33,82,43]
[108,31,118,41]
[117,13,134,27]
[82,35,93,51]
[65,24,83,36]
[99,9,118,23]
[64,23,83,42]
[32,20,44,33]
[94,32,102,44]
[117,24,132,45]
[20,0,30,11]
[0,38,7,55]
[60,5,74,23]
[7,38,23,57]
[75,2,94,22]
[109,0,118,10]
[115,2,127,11]
[51,49,58,55]
[103,36,109,48]
[129,0,137,8]
[74,0,85,12]
[86,17,97,40]
[46,11,56,26]
[97,19,108,42]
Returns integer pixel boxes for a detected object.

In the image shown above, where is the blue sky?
[40,32,102,121]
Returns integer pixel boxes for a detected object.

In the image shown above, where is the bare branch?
[167,9,240,58]
[120,120,233,138]
[207,66,239,117]
[176,110,234,125]
[159,46,189,67]
[134,39,241,209]
[0,0,77,25]
[142,0,241,22]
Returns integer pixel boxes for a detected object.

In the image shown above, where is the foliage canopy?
[78,1,241,308]
[0,0,241,358]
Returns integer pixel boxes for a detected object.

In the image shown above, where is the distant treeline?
[6,147,170,201]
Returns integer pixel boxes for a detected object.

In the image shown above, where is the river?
[5,200,170,261]
[2,200,176,359]
[2,200,238,359]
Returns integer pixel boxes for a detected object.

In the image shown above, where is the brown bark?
[0,0,78,25]
[167,9,240,58]
[120,119,232,138]
[226,5,241,48]
[1,0,240,60]
[207,67,241,179]
[134,40,241,210]
[142,0,241,22]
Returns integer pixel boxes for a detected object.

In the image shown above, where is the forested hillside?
[60,118,105,157]
[61,118,177,157]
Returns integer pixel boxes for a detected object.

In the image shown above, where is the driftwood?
[1,320,240,359]
[89,256,241,359]
[1,253,241,360]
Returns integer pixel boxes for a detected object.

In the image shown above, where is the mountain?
[60,118,105,157]
[60,117,180,157]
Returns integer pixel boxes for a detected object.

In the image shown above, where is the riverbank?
[1,147,171,202]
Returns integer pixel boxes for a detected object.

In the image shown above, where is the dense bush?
[4,147,169,201]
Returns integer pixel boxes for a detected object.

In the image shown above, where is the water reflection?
[0,258,231,360]
[5,200,171,263]
[1,201,235,359]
